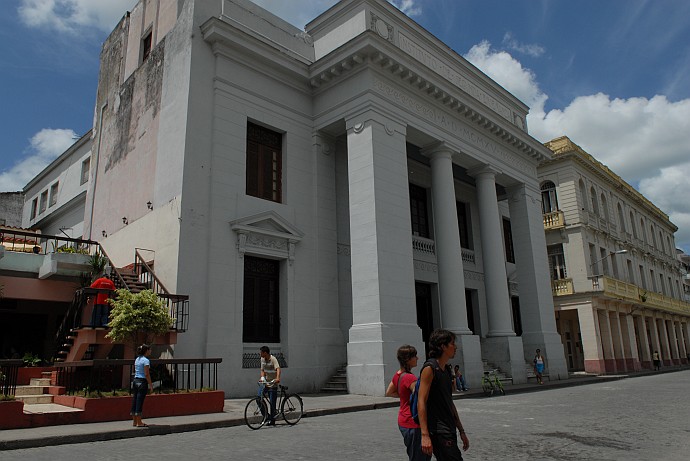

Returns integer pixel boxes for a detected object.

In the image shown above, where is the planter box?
[0,400,27,430]
[54,390,225,423]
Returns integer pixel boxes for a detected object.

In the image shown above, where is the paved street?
[4,371,689,460]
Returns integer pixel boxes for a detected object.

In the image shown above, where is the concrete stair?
[320,364,348,393]
[15,377,54,405]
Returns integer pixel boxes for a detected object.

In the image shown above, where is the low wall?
[0,391,225,430]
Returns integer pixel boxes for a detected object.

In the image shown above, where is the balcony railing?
[543,211,565,230]
[0,228,99,256]
[551,278,574,296]
[591,275,690,316]
[412,235,435,255]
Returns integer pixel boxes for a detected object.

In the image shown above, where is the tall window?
[639,265,646,289]
[141,30,153,62]
[600,193,609,221]
[590,187,599,216]
[540,181,559,213]
[30,198,38,220]
[640,218,647,243]
[579,179,588,211]
[243,256,280,343]
[39,191,48,214]
[547,244,567,280]
[80,158,90,185]
[617,203,626,233]
[246,122,282,203]
[409,184,430,238]
[456,201,471,249]
[589,244,598,276]
[600,247,609,276]
[627,260,634,284]
[630,211,637,239]
[503,218,515,263]
[49,182,59,207]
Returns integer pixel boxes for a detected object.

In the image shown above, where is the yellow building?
[539,136,690,373]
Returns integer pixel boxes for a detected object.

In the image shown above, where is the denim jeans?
[399,426,431,461]
[131,378,148,415]
[266,387,277,423]
[91,304,110,327]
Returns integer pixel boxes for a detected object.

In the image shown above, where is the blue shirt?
[135,355,150,378]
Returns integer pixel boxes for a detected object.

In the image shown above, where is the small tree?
[106,289,174,347]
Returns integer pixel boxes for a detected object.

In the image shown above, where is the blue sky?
[1,0,689,250]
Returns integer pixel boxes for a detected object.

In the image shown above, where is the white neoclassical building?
[539,136,690,373]
[78,0,567,396]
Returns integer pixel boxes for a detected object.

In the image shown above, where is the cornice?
[309,35,552,163]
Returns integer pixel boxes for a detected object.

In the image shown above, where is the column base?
[521,331,569,380]
[346,322,424,396]
[454,335,482,389]
[481,336,526,384]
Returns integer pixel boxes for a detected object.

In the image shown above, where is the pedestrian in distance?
[418,329,470,460]
[653,350,661,370]
[533,349,546,385]
[385,345,430,461]
[259,345,281,426]
[453,365,468,392]
[131,344,153,427]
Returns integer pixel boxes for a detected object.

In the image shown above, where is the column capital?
[345,108,406,137]
[420,141,454,160]
[467,164,502,179]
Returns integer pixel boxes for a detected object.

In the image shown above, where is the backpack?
[409,359,437,424]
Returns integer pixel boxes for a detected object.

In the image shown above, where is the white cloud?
[502,32,545,58]
[464,41,690,251]
[0,129,77,192]
[18,0,136,34]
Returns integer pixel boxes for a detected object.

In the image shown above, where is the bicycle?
[480,369,506,396]
[244,380,304,429]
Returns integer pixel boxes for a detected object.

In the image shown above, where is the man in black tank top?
[417,329,470,460]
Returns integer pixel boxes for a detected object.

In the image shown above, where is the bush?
[106,289,175,347]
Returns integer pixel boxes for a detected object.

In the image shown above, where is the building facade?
[61,0,570,396]
[539,136,690,373]
[0,192,24,227]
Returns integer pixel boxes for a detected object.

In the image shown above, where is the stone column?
[470,166,524,381]
[344,110,423,396]
[623,312,641,371]
[422,143,481,384]
[634,313,651,368]
[659,317,672,365]
[676,321,688,363]
[580,305,605,374]
[610,309,626,371]
[667,319,680,364]
[599,308,616,372]
[649,314,663,363]
[507,182,568,381]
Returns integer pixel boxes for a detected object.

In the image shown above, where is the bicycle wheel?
[281,394,304,425]
[481,380,494,396]
[244,397,268,430]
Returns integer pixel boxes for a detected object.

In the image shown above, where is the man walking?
[259,345,281,426]
[418,329,470,460]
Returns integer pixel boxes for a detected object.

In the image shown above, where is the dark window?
[49,182,59,207]
[465,289,476,334]
[415,282,434,357]
[246,122,282,203]
[142,31,153,62]
[30,198,38,219]
[243,256,280,343]
[409,184,430,238]
[39,191,48,214]
[503,218,515,263]
[511,297,522,336]
[456,201,471,249]
[80,158,90,185]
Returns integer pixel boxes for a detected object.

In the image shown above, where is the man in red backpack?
[90,273,115,327]
[417,329,470,460]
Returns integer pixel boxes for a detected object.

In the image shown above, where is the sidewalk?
[0,368,682,451]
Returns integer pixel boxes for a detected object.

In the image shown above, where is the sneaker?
[463,388,469,391]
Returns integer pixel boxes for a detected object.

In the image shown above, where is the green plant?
[106,289,175,347]
[88,253,109,280]
[0,395,16,401]
[640,290,648,303]
[22,352,42,367]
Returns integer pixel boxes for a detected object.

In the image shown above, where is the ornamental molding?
[230,211,303,264]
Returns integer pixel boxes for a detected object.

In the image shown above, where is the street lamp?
[590,249,628,276]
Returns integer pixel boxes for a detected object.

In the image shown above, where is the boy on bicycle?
[259,346,281,426]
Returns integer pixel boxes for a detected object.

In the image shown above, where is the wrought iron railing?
[0,359,23,397]
[0,228,98,255]
[54,358,221,395]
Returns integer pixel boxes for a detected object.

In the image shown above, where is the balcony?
[591,275,690,316]
[551,278,574,296]
[543,211,565,230]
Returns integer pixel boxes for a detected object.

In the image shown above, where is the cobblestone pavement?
[3,370,688,460]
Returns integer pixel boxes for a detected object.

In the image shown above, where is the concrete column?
[423,144,483,385]
[610,309,626,371]
[580,305,606,373]
[344,110,423,396]
[507,182,568,381]
[649,314,663,364]
[667,319,680,364]
[623,312,641,371]
[659,317,673,365]
[677,322,689,363]
[599,308,616,372]
[635,313,652,368]
[311,132,345,367]
[423,144,470,335]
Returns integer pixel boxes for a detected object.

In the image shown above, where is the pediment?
[230,211,303,263]
[230,211,303,241]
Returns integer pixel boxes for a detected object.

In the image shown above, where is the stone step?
[15,385,46,396]
[30,378,51,386]
[15,394,54,404]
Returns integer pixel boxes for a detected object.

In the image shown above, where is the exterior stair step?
[30,378,51,386]
[15,385,47,396]
[15,394,54,404]
[320,364,348,393]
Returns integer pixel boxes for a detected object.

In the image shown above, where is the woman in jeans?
[385,345,430,461]
[131,344,153,427]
